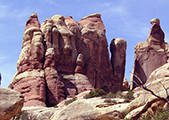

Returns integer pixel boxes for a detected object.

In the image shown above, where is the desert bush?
[53,105,58,108]
[115,91,123,98]
[141,106,169,120]
[123,110,133,120]
[123,90,134,102]
[84,88,105,99]
[84,89,134,103]
[102,92,115,98]
[65,97,77,105]
[13,110,30,120]
[104,98,117,104]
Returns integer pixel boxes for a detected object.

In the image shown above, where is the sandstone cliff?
[8,13,126,107]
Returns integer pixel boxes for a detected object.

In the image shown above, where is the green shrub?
[65,97,77,105]
[115,91,123,98]
[84,89,134,103]
[123,90,134,102]
[103,91,123,98]
[104,98,117,104]
[53,105,58,108]
[122,110,132,120]
[152,106,169,120]
[141,106,169,120]
[102,92,116,98]
[84,88,105,99]
[141,113,152,120]
[13,110,29,120]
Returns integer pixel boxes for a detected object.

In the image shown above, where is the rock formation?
[7,13,169,120]
[110,38,126,92]
[130,18,169,89]
[8,13,120,107]
[79,13,114,91]
[0,87,24,120]
[8,13,46,107]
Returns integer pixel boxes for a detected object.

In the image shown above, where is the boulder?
[147,18,164,45]
[0,87,24,120]
[110,38,127,92]
[130,18,168,89]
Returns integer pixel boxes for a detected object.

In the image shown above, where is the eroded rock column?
[41,18,65,106]
[79,13,113,92]
[130,18,168,89]
[110,38,126,92]
[9,13,46,107]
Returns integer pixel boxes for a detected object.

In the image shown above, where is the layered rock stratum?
[8,13,127,107]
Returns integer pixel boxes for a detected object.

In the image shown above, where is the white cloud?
[0,2,40,20]
[42,0,58,6]
[0,4,8,18]
[98,1,129,18]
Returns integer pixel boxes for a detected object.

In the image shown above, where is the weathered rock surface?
[125,63,169,119]
[0,87,24,120]
[110,38,126,92]
[51,97,127,120]
[13,97,128,120]
[130,18,168,89]
[9,13,46,107]
[79,13,113,91]
[11,64,169,120]
[9,13,120,107]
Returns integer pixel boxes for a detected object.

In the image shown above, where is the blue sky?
[1,0,169,88]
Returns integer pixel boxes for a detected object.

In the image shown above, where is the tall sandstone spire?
[110,38,126,92]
